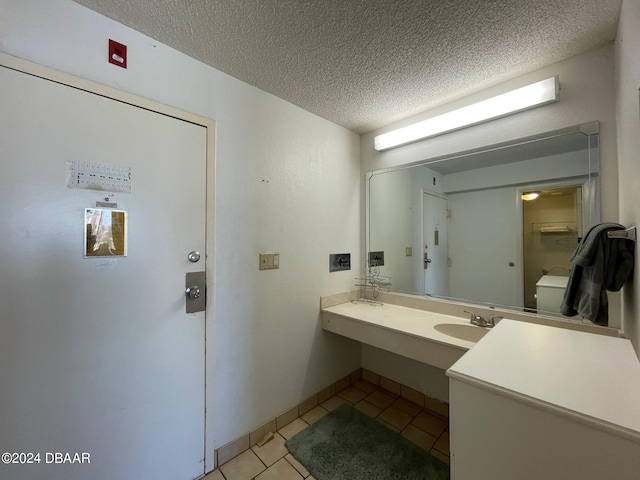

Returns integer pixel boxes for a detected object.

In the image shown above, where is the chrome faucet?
[464,310,495,328]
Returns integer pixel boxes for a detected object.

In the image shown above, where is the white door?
[0,64,207,479]
[423,192,449,297]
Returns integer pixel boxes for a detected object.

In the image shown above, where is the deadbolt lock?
[185,271,206,313]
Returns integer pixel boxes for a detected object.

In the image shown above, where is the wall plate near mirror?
[366,122,600,318]
[84,208,128,257]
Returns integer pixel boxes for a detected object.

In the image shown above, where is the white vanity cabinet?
[446,320,640,480]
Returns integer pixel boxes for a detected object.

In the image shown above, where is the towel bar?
[607,226,636,242]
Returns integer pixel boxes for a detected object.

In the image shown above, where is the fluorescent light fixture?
[521,192,539,201]
[374,76,559,151]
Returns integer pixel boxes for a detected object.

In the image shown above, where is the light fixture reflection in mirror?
[522,192,539,201]
[84,208,127,257]
[367,123,600,318]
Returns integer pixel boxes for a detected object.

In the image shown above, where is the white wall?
[0,0,362,471]
[615,0,640,357]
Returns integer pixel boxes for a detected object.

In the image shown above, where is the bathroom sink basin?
[434,323,489,342]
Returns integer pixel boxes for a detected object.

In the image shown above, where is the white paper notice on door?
[68,160,132,193]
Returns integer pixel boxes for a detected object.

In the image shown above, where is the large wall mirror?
[367,122,600,317]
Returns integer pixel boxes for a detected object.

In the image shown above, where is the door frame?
[516,178,590,310]
[0,51,216,471]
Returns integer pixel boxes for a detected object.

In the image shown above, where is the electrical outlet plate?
[259,253,279,270]
[369,251,384,266]
[329,253,351,272]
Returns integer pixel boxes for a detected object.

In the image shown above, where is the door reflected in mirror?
[367,123,600,317]
[522,185,581,311]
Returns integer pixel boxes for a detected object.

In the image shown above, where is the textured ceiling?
[72,0,622,134]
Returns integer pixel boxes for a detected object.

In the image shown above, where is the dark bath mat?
[285,403,450,480]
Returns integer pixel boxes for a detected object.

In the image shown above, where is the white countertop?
[322,301,481,350]
[447,319,640,441]
[321,301,490,370]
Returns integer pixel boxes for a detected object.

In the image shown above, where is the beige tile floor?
[204,381,450,480]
